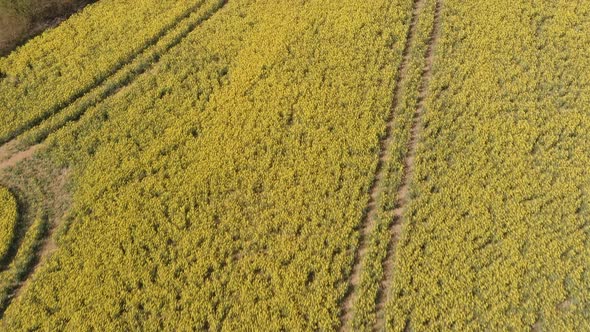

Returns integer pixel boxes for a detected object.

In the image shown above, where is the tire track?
[375,1,442,330]
[1,168,70,317]
[0,164,71,319]
[339,0,424,330]
[0,145,40,172]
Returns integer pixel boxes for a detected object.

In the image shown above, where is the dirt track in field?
[0,144,40,172]
[9,167,70,302]
[338,0,425,330]
[374,0,443,330]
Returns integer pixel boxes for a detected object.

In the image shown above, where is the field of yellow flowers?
[0,0,589,330]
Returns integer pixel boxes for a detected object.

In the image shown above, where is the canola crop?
[0,0,415,330]
[1,0,590,330]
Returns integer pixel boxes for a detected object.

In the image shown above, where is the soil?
[0,144,40,172]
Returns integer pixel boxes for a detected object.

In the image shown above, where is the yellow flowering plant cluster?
[1,0,588,330]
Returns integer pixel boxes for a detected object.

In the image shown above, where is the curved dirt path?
[8,167,70,302]
[0,144,40,172]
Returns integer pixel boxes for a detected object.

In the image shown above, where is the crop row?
[0,175,46,318]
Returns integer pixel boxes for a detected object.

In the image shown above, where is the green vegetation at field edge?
[0,186,17,262]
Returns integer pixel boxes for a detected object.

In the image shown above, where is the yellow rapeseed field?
[0,0,589,330]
